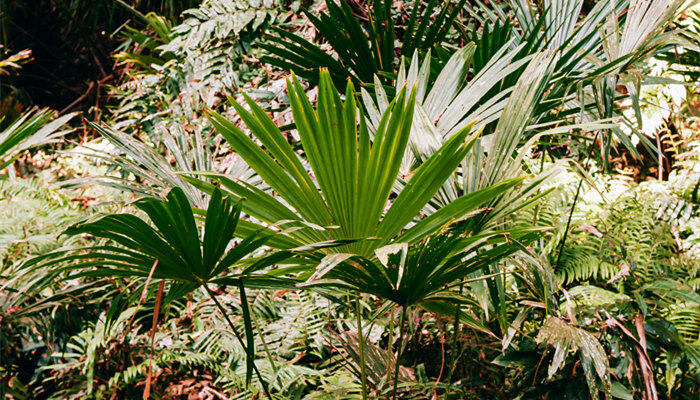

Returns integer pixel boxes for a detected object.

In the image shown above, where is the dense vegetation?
[1,1,699,399]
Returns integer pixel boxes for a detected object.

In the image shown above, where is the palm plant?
[65,123,215,208]
[478,0,694,158]
[349,0,695,170]
[354,44,636,397]
[27,186,306,399]
[200,67,556,398]
[303,225,548,310]
[361,48,561,197]
[301,223,549,397]
[476,0,700,289]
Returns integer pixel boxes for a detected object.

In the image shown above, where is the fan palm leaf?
[202,69,523,257]
[26,187,314,398]
[301,225,550,309]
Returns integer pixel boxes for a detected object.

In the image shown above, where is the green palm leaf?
[206,69,502,257]
[301,225,549,309]
[28,187,289,398]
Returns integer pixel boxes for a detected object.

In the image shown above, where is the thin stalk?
[445,280,464,387]
[253,311,277,373]
[656,132,664,180]
[384,308,396,386]
[143,280,165,400]
[554,131,601,268]
[356,295,369,400]
[204,285,273,400]
[113,0,150,24]
[554,176,584,268]
[532,149,547,225]
[392,306,408,400]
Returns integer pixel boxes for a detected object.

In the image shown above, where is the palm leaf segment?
[205,69,525,257]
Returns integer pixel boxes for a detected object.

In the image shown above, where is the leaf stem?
[253,308,277,372]
[392,306,408,400]
[555,131,601,268]
[445,280,464,388]
[204,285,273,400]
[356,294,369,400]
[385,308,396,387]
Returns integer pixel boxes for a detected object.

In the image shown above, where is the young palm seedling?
[200,68,536,398]
[26,187,301,400]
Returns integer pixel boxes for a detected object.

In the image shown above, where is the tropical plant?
[198,64,567,398]
[64,123,216,207]
[202,69,529,255]
[485,0,693,162]
[261,0,467,89]
[0,108,75,174]
[110,0,283,141]
[269,0,694,170]
[362,49,566,218]
[303,225,547,310]
[4,1,700,399]
[301,224,548,397]
[28,187,298,399]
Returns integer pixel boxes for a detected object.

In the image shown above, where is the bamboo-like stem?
[356,294,369,400]
[392,306,408,400]
[532,149,547,225]
[554,177,584,268]
[204,285,273,400]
